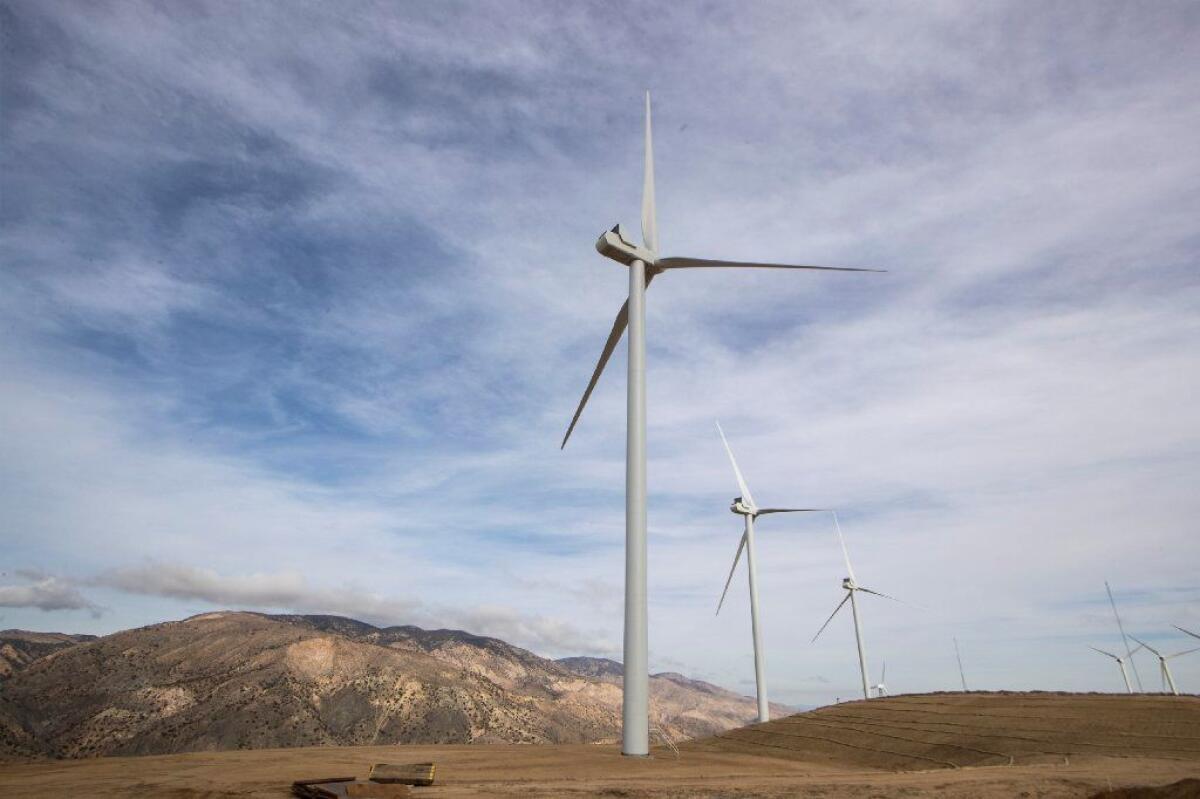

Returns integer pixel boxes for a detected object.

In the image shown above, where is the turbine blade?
[954,636,968,692]
[1106,580,1144,691]
[1176,625,1200,641]
[812,593,851,642]
[1089,646,1119,660]
[560,273,656,448]
[715,531,748,615]
[832,511,856,583]
[856,586,909,606]
[1167,646,1200,660]
[715,421,755,510]
[657,256,884,273]
[755,507,828,516]
[1129,635,1161,657]
[641,91,658,254]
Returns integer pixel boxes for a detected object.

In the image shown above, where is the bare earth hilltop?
[0,693,1197,797]
[0,611,787,759]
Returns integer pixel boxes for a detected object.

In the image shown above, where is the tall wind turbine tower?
[560,94,881,755]
[713,422,825,722]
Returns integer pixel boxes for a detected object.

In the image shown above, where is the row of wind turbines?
[712,422,903,721]
[556,92,1193,756]
[1089,581,1200,695]
[559,92,883,755]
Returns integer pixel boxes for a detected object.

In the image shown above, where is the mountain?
[556,656,795,728]
[555,656,624,680]
[0,611,782,760]
[0,630,96,680]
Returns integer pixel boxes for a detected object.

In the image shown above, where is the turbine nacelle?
[842,577,856,591]
[730,496,754,515]
[596,225,657,268]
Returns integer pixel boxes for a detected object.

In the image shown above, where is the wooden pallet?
[368,762,436,786]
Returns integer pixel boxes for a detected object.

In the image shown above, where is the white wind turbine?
[560,94,883,755]
[1130,636,1200,695]
[872,659,888,697]
[1088,645,1141,694]
[713,422,826,723]
[812,515,904,700]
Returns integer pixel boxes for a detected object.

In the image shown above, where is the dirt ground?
[1,743,1197,798]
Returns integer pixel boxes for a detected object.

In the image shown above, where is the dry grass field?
[689,691,1200,770]
[1,693,1197,798]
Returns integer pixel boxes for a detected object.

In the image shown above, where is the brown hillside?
[0,611,769,760]
[685,691,1200,771]
[0,631,96,680]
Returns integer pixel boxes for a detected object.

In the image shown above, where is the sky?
[1,0,1199,707]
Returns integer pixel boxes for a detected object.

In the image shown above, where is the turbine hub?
[730,497,753,515]
[842,577,855,590]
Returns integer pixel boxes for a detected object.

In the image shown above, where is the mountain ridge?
[0,611,788,760]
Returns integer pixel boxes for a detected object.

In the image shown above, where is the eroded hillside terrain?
[0,611,773,759]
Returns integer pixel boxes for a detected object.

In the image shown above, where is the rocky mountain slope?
[0,612,782,760]
[0,630,96,680]
[556,655,794,724]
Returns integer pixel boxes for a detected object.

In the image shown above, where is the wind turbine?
[712,422,825,723]
[559,94,882,755]
[872,659,887,697]
[811,515,902,700]
[1088,645,1139,694]
[1105,581,1144,692]
[1130,636,1200,695]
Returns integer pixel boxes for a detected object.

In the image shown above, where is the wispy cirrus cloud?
[90,563,613,656]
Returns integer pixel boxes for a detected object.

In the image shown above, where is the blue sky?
[2,0,1199,706]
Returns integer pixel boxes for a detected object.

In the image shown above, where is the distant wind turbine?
[712,422,825,723]
[872,659,888,697]
[812,514,904,700]
[559,93,883,756]
[1088,645,1140,694]
[1130,636,1200,695]
[954,636,968,692]
[1105,581,1144,692]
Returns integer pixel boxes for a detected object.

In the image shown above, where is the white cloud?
[0,572,102,617]
[92,563,612,656]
